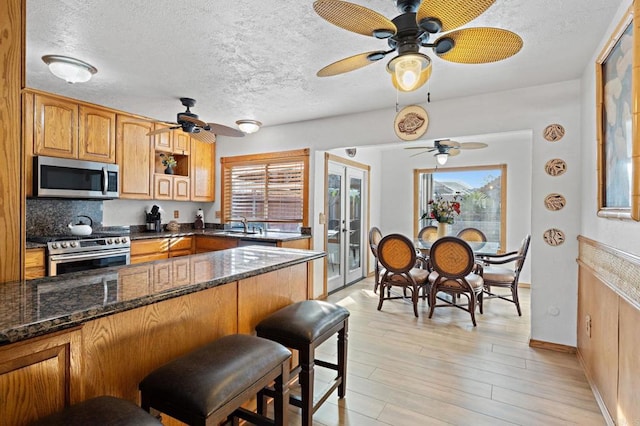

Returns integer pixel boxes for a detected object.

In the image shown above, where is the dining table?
[415,238,501,257]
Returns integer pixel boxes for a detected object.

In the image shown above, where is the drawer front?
[131,239,169,256]
[169,236,193,252]
[195,236,238,252]
[130,252,169,265]
[25,248,46,268]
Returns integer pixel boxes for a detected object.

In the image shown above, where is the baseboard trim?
[577,350,615,426]
[529,339,577,354]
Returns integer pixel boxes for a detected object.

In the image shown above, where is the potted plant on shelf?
[159,153,177,174]
[421,194,461,238]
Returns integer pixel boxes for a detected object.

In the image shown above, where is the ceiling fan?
[313,0,523,92]
[147,98,245,143]
[405,139,488,165]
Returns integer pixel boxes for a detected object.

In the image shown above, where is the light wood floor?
[285,277,604,425]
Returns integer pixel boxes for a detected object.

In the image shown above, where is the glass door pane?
[327,165,344,288]
[346,173,363,283]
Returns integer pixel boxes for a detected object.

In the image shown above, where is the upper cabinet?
[79,105,116,162]
[117,114,154,199]
[153,124,190,155]
[191,138,215,202]
[27,91,116,163]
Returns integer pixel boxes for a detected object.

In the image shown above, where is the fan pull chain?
[395,86,400,112]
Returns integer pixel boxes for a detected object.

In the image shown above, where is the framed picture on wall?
[596,2,640,220]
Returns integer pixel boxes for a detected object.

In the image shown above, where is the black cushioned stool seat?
[29,396,162,426]
[139,334,291,426]
[255,300,350,426]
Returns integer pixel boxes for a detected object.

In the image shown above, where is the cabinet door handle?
[102,166,108,195]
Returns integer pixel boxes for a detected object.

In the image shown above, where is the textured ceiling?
[26,0,623,130]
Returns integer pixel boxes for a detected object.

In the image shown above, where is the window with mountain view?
[414,165,506,247]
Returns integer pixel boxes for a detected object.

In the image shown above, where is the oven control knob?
[121,237,128,243]
[61,242,68,248]
[114,238,121,244]
[51,243,59,249]
[70,241,78,248]
[107,238,113,244]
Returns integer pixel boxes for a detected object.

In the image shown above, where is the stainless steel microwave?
[34,156,119,199]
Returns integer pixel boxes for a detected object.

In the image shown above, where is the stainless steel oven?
[40,235,131,276]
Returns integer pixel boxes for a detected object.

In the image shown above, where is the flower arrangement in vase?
[421,194,461,237]
[159,153,177,174]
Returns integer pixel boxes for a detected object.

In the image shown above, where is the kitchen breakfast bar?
[0,246,324,425]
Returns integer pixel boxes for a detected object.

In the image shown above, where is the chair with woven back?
[368,226,384,294]
[427,236,484,326]
[376,233,430,317]
[456,227,487,243]
[479,234,531,316]
[417,225,438,242]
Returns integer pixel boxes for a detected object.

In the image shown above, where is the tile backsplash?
[26,199,104,236]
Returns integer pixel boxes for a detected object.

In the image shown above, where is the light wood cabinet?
[28,92,116,164]
[33,93,78,158]
[153,125,189,155]
[25,248,46,279]
[0,329,82,425]
[116,114,154,199]
[79,104,116,163]
[168,236,193,257]
[190,138,215,202]
[195,236,238,253]
[130,238,169,264]
[153,174,190,201]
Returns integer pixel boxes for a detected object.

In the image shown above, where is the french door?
[327,162,365,292]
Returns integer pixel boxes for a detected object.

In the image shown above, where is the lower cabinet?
[0,328,82,425]
[130,237,194,264]
[25,248,46,279]
[195,236,238,253]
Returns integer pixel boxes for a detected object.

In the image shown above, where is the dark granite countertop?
[0,247,324,346]
[130,229,310,242]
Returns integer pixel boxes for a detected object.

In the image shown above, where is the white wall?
[580,0,640,257]
[208,79,583,346]
[103,199,208,227]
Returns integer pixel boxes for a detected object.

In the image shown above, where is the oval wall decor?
[394,105,429,141]
[545,159,567,176]
[543,228,566,246]
[543,124,565,142]
[544,193,567,211]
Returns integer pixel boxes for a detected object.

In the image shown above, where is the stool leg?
[299,346,314,426]
[337,321,348,398]
[273,362,290,426]
[256,389,266,416]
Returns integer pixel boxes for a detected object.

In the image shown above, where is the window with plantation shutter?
[221,149,309,227]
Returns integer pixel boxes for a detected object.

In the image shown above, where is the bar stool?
[255,300,350,426]
[139,334,291,426]
[29,396,162,425]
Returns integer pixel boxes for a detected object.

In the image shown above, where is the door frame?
[323,153,370,297]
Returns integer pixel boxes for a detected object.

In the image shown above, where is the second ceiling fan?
[313,0,523,92]
[405,139,488,165]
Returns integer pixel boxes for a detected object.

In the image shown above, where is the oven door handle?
[49,248,131,262]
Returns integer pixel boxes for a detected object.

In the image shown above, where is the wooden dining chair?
[479,234,531,316]
[368,226,384,294]
[427,237,484,326]
[417,225,438,242]
[456,227,487,243]
[376,234,429,317]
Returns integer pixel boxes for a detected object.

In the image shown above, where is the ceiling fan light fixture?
[236,119,262,134]
[42,55,97,84]
[387,53,431,92]
[435,152,448,165]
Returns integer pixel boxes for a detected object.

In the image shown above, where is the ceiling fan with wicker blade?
[146,98,245,142]
[405,139,487,164]
[313,0,523,92]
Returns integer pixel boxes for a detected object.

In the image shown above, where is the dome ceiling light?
[41,55,97,84]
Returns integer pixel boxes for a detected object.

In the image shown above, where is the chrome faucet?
[237,216,248,233]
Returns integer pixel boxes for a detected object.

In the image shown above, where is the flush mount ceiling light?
[236,120,262,134]
[42,55,97,84]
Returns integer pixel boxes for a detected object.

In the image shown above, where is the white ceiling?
[26,0,623,131]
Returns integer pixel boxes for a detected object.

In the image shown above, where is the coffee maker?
[146,205,162,232]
